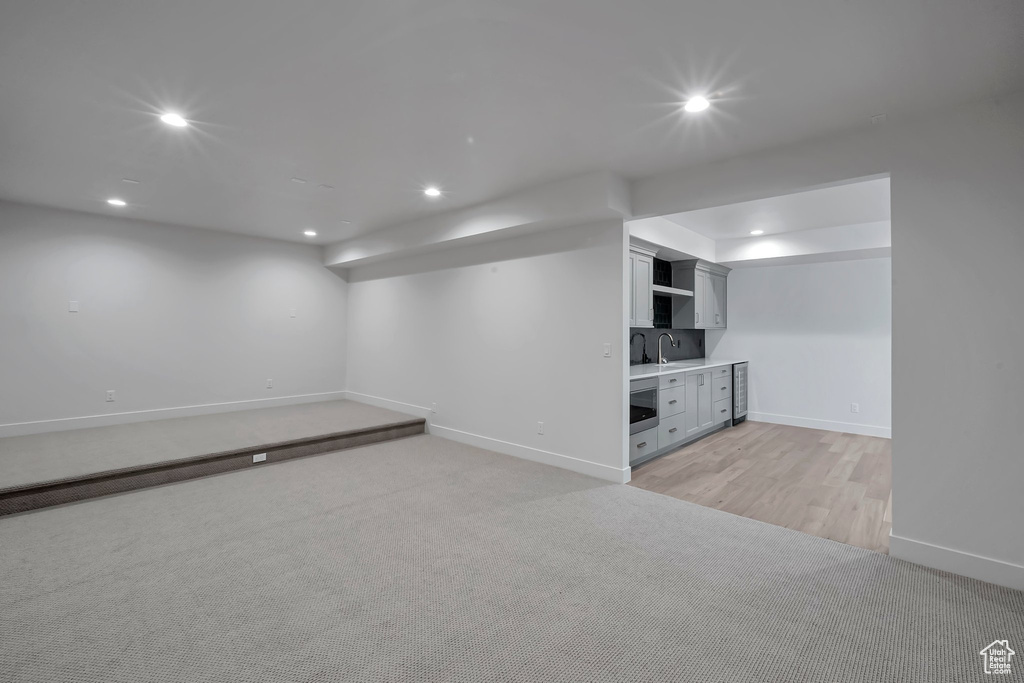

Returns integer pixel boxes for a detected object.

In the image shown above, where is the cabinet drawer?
[712,365,732,378]
[659,385,686,417]
[713,375,732,401]
[658,412,687,449]
[658,372,685,390]
[629,427,659,464]
[713,397,732,424]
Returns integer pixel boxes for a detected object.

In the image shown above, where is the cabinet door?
[711,274,727,328]
[685,372,701,436]
[698,371,714,430]
[628,253,636,327]
[692,270,707,328]
[633,253,654,328]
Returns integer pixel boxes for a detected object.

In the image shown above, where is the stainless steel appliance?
[733,362,748,425]
[629,377,659,434]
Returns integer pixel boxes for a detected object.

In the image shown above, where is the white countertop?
[629,358,747,380]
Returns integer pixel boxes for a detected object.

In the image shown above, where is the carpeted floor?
[1,435,1020,682]
[0,399,419,490]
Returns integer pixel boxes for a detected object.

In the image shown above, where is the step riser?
[0,422,424,517]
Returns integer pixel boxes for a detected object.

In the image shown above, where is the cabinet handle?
[696,312,699,323]
[669,399,677,405]
[720,409,727,413]
[668,427,677,433]
[636,442,647,448]
[721,386,727,390]
[669,378,677,383]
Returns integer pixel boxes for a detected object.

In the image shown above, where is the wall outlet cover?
[105,390,115,402]
[266,379,273,389]
[537,421,544,435]
[851,403,860,414]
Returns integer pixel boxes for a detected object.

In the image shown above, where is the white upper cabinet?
[630,247,655,328]
[671,260,730,330]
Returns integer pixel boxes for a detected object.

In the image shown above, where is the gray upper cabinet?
[630,247,655,328]
[671,260,730,330]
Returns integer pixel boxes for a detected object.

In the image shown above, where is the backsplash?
[628,329,704,365]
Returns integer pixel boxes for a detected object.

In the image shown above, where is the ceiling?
[663,177,891,240]
[0,1,1021,244]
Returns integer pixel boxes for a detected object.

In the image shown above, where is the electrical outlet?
[603,342,611,358]
[68,301,80,313]
[266,379,273,389]
[850,403,860,414]
[537,421,544,435]
[105,390,115,402]
[252,453,267,463]
[289,308,297,318]
[431,402,437,414]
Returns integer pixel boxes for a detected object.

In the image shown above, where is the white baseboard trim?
[889,533,1024,591]
[748,412,891,438]
[342,392,433,420]
[429,424,630,484]
[0,391,349,438]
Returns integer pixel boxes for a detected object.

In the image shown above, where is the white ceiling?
[663,177,891,240]
[0,1,1021,243]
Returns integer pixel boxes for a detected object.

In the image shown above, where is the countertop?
[629,358,747,380]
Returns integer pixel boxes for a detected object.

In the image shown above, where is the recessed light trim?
[303,230,317,237]
[290,177,307,184]
[683,96,711,113]
[750,229,764,236]
[121,178,140,184]
[424,186,442,198]
[106,198,127,207]
[159,112,189,128]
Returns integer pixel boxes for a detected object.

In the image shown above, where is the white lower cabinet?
[713,397,732,424]
[685,370,715,436]
[659,384,686,418]
[658,412,687,448]
[630,427,658,463]
[630,364,740,466]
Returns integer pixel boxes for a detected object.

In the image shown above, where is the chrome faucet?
[658,333,676,364]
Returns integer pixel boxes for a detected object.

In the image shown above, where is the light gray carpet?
[1,435,1020,682]
[0,399,419,490]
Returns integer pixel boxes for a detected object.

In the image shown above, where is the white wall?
[631,92,1024,590]
[0,201,348,435]
[345,220,628,482]
[708,258,891,437]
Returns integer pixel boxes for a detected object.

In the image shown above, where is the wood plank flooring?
[628,421,893,553]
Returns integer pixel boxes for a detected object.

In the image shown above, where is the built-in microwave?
[629,377,659,434]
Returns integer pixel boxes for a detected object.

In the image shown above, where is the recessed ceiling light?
[291,177,307,184]
[303,230,317,237]
[106,198,127,207]
[424,186,442,198]
[121,178,140,184]
[318,184,334,190]
[683,96,711,113]
[750,229,764,236]
[159,112,189,128]
[339,220,352,224]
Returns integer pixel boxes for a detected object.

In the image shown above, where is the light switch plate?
[69,301,80,313]
[603,343,611,358]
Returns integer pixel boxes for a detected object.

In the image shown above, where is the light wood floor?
[629,421,892,553]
